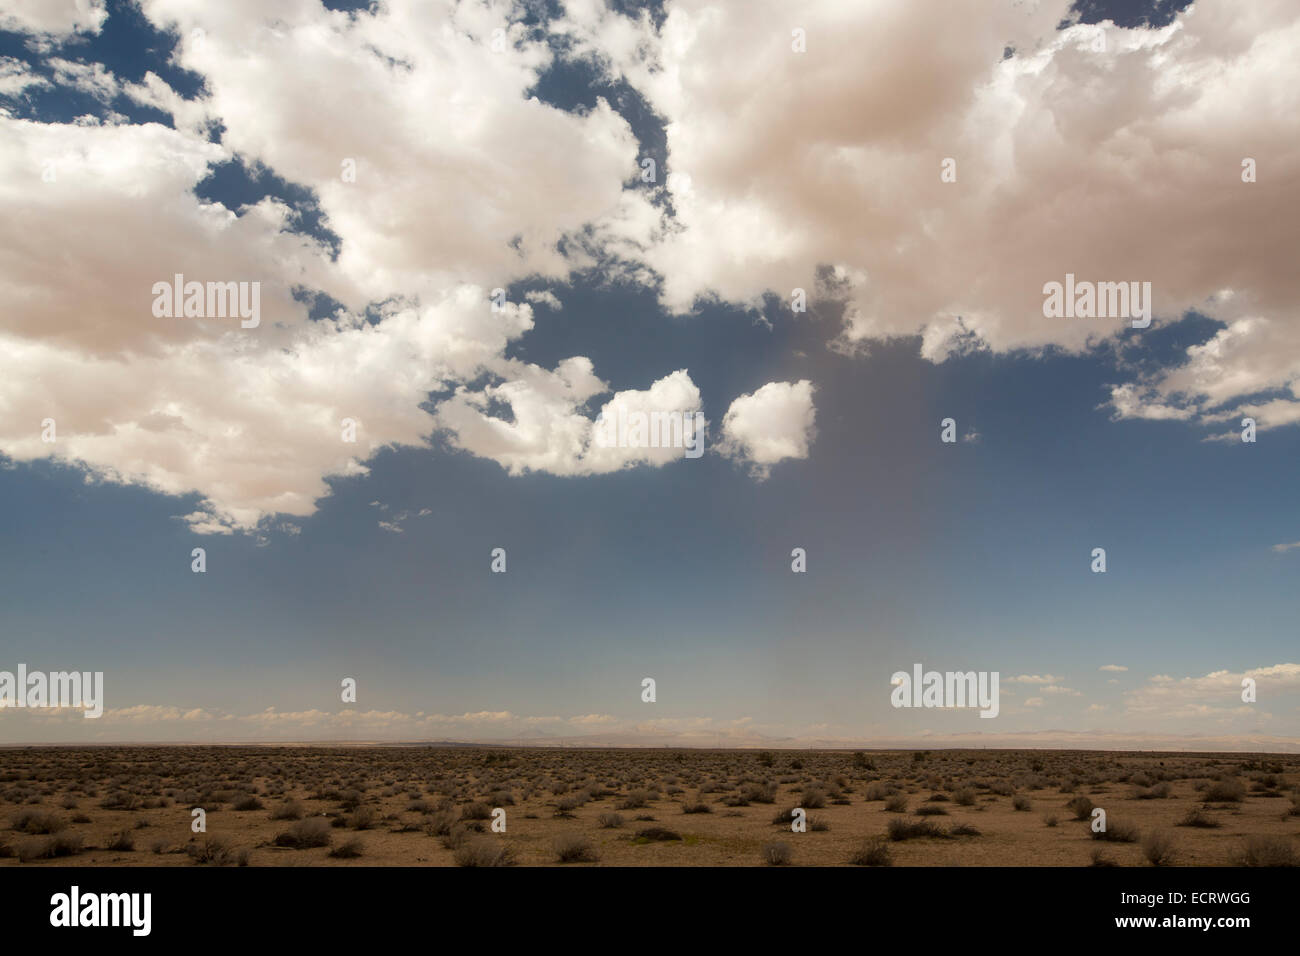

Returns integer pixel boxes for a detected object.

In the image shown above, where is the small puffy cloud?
[1041,685,1081,696]
[1005,674,1065,685]
[438,366,706,476]
[1105,383,1198,423]
[1272,541,1300,553]
[1023,697,1044,708]
[1099,664,1128,672]
[717,380,816,479]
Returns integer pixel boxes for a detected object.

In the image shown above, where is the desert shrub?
[950,824,981,836]
[186,837,242,864]
[1043,813,1059,827]
[105,831,134,851]
[887,818,948,841]
[884,795,908,813]
[329,838,364,859]
[460,802,492,821]
[455,837,515,867]
[99,791,138,810]
[772,807,797,825]
[1177,808,1220,828]
[1142,830,1177,866]
[11,809,64,834]
[274,818,331,849]
[740,782,777,804]
[681,800,711,814]
[1093,819,1140,843]
[1135,783,1171,800]
[849,837,893,866]
[18,833,82,861]
[761,841,792,865]
[808,815,830,831]
[270,799,304,821]
[1235,835,1298,867]
[953,788,977,806]
[1012,795,1032,811]
[425,809,457,837]
[1067,795,1095,820]
[553,833,598,863]
[347,806,378,830]
[1090,848,1118,867]
[439,822,475,850]
[915,804,948,816]
[232,795,264,811]
[597,812,624,829]
[633,826,682,843]
[800,787,827,809]
[617,789,652,810]
[1204,779,1246,802]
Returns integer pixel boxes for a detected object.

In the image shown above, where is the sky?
[0,0,1297,750]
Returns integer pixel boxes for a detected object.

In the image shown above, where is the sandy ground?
[1,747,1296,866]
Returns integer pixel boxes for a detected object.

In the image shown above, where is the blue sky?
[0,0,1296,748]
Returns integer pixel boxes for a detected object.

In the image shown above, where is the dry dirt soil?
[1,747,1297,867]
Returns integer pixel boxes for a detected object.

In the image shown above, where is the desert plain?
[0,746,1296,867]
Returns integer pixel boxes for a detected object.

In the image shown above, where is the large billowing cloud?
[0,110,546,532]
[139,0,657,303]
[3,0,1298,534]
[569,0,1300,428]
[0,0,664,532]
